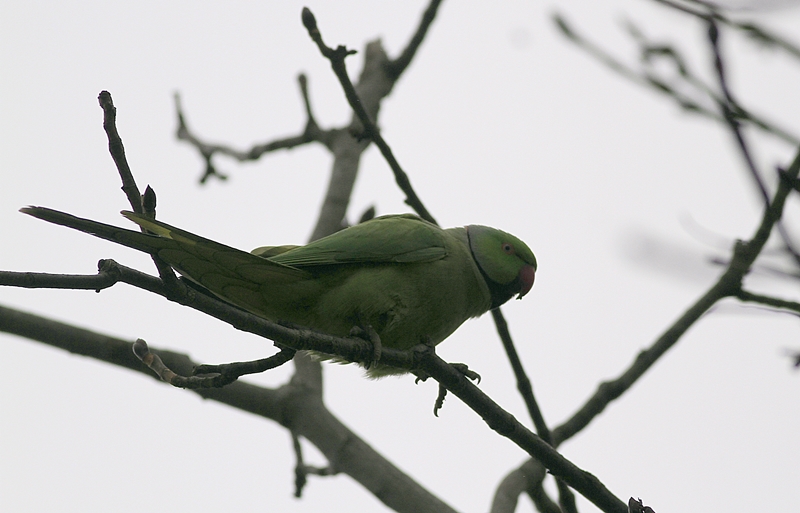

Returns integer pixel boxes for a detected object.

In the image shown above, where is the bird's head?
[467,225,536,308]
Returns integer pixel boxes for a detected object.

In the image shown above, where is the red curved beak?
[517,265,535,299]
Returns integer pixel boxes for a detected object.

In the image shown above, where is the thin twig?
[386,0,443,79]
[133,339,297,388]
[301,7,437,225]
[97,92,182,288]
[651,0,800,60]
[174,77,333,184]
[706,19,770,205]
[552,13,800,146]
[98,91,142,213]
[557,10,800,272]
[490,460,559,513]
[0,268,120,290]
[291,433,336,497]
[737,290,800,314]
[491,308,550,440]
[292,432,308,497]
[704,21,800,267]
[553,145,800,446]
[492,308,576,510]
[413,344,628,513]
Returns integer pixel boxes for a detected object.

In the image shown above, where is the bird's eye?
[502,243,514,254]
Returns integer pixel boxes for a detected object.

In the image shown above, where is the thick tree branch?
[0,303,457,513]
[0,263,631,511]
[415,345,628,513]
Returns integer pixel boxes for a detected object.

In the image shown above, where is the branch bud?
[301,7,317,32]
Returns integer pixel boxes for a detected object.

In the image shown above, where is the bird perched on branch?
[21,207,536,376]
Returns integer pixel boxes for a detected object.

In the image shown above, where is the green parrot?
[20,207,537,376]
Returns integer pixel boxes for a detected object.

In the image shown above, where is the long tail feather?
[19,206,309,302]
[20,206,175,256]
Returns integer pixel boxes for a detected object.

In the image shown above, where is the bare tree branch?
[0,303,457,513]
[490,459,557,513]
[705,20,800,268]
[133,338,297,388]
[98,91,144,213]
[553,145,800,446]
[414,344,628,513]
[6,71,626,510]
[6,244,624,509]
[98,92,184,289]
[301,6,437,226]
[387,0,443,79]
[491,308,576,512]
[706,19,769,206]
[736,290,800,314]
[552,13,800,147]
[175,75,334,184]
[491,308,549,440]
[292,430,336,498]
[5,6,456,508]
[652,0,800,60]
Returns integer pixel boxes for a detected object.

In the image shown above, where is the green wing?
[116,211,310,284]
[267,214,448,268]
[20,208,451,330]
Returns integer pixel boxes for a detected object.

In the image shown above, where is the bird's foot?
[412,336,437,383]
[408,336,482,416]
[349,324,382,369]
[413,369,431,383]
[431,364,481,417]
[450,362,481,385]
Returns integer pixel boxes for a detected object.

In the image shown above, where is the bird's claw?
[413,369,431,384]
[451,362,481,385]
[433,363,482,416]
[349,323,382,369]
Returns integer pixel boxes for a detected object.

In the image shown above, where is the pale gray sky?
[2,1,799,512]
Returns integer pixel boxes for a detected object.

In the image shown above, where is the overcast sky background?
[2,1,799,512]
